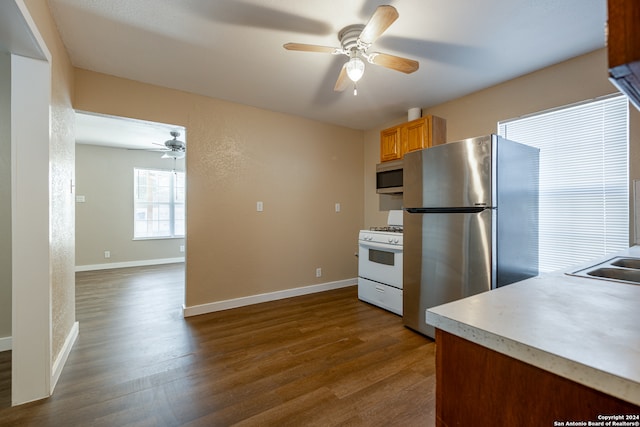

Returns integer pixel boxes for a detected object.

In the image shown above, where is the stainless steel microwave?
[376,159,403,194]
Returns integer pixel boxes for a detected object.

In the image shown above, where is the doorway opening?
[74,112,187,299]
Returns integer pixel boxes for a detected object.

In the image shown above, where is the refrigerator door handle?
[405,207,488,214]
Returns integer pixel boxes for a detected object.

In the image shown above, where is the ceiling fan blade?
[334,64,350,92]
[359,5,399,46]
[283,43,339,54]
[369,52,419,74]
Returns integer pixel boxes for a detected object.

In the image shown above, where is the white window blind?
[134,168,185,239]
[498,94,629,273]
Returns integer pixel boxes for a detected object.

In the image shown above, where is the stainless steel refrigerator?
[403,134,539,338]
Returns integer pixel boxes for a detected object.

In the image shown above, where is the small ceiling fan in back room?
[283,5,418,95]
[130,130,186,172]
[145,131,186,159]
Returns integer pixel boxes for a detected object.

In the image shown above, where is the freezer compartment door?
[403,135,493,209]
[402,209,494,338]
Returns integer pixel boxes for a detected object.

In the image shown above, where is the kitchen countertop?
[425,246,640,406]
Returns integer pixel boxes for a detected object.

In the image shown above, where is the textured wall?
[75,144,186,267]
[73,69,364,307]
[364,49,640,240]
[24,0,76,365]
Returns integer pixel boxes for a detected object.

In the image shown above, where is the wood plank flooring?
[0,264,436,426]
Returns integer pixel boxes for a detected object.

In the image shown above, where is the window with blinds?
[133,168,185,239]
[498,94,629,273]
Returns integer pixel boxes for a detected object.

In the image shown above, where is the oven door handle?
[359,241,402,252]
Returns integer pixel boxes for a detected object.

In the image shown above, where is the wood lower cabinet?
[380,115,446,162]
[435,329,640,426]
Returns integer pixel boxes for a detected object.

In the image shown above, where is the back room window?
[134,168,185,239]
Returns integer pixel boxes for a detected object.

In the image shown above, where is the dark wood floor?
[0,264,436,426]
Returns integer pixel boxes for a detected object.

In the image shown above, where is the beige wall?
[24,0,76,364]
[73,70,364,307]
[0,52,11,340]
[423,49,619,141]
[364,49,640,244]
[75,144,186,267]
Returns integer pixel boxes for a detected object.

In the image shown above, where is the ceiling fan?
[283,5,418,95]
[155,131,186,159]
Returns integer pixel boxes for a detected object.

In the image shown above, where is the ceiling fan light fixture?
[162,151,186,160]
[346,56,365,82]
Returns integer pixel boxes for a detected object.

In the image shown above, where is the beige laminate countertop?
[425,246,640,406]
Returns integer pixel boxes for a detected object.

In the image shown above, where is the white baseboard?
[183,278,357,317]
[75,257,185,272]
[0,336,11,352]
[51,321,79,393]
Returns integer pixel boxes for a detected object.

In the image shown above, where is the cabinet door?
[404,118,429,153]
[608,0,640,110]
[380,127,402,162]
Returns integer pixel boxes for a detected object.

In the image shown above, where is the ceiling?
[52,0,607,146]
[75,112,185,150]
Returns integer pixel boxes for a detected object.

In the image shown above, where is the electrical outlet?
[179,245,185,253]
[335,203,341,213]
[104,251,110,259]
[257,201,264,212]
[316,268,322,278]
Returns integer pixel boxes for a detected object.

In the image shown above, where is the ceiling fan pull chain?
[353,83,358,96]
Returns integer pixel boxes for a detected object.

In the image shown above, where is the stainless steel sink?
[567,257,640,285]
[611,258,640,269]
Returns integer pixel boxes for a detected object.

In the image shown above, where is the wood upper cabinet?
[380,115,446,162]
[380,126,403,162]
[404,119,429,153]
[607,0,640,110]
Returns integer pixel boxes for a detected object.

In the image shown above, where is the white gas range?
[357,210,403,315]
